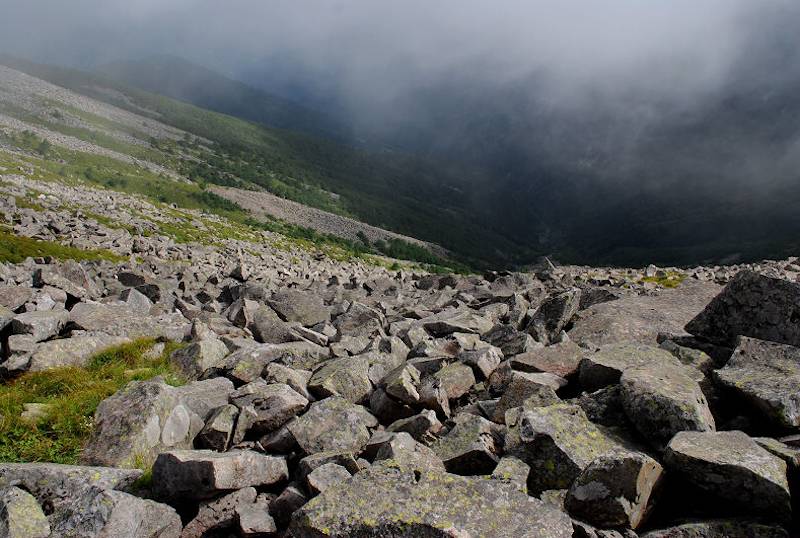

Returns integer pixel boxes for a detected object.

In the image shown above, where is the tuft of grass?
[640,272,686,288]
[0,228,126,264]
[0,338,185,464]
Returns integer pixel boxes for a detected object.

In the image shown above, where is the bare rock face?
[686,270,800,347]
[565,451,664,530]
[289,463,574,538]
[620,361,715,449]
[714,336,800,428]
[152,449,288,500]
[664,431,792,521]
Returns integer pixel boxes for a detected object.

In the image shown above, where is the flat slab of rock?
[289,463,574,537]
[25,333,128,372]
[287,396,378,455]
[579,343,683,392]
[686,271,800,347]
[715,336,800,428]
[510,339,583,378]
[152,449,288,500]
[69,302,189,340]
[664,431,791,521]
[0,462,142,514]
[570,280,721,347]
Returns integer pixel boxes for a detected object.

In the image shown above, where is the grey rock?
[195,403,238,451]
[621,360,715,448]
[306,463,352,496]
[382,363,421,405]
[237,495,277,537]
[0,462,142,515]
[505,403,631,493]
[287,396,378,455]
[386,409,443,442]
[664,430,791,520]
[250,305,298,344]
[372,432,445,473]
[181,487,257,538]
[490,456,530,493]
[169,337,229,379]
[423,309,493,336]
[432,413,504,474]
[289,463,574,538]
[230,380,308,437]
[526,289,581,344]
[268,289,330,326]
[333,301,385,338]
[565,451,663,530]
[10,308,68,342]
[493,374,561,424]
[152,449,288,500]
[25,333,128,371]
[458,345,503,379]
[579,343,683,392]
[715,336,800,428]
[264,362,312,400]
[686,270,800,347]
[50,488,181,538]
[0,486,50,538]
[510,339,584,378]
[308,355,372,403]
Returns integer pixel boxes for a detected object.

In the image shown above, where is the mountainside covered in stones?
[3,61,800,538]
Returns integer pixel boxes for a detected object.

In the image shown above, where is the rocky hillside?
[2,58,800,538]
[2,159,800,536]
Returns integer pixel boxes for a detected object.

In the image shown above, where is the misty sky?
[1,0,796,105]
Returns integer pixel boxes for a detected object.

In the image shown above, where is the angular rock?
[270,485,308,528]
[432,413,504,474]
[458,345,503,378]
[686,270,800,347]
[0,486,50,538]
[195,403,238,451]
[565,451,663,530]
[268,289,330,326]
[333,302,385,338]
[510,339,584,378]
[306,462,352,496]
[372,432,445,472]
[264,362,312,400]
[24,333,128,371]
[250,305,298,344]
[715,336,800,428]
[237,495,277,536]
[181,487,257,538]
[579,343,683,392]
[230,380,308,437]
[50,488,181,538]
[170,337,229,379]
[82,377,233,467]
[621,361,715,448]
[430,361,476,400]
[152,449,288,500]
[382,363,421,405]
[287,396,378,455]
[308,355,372,403]
[0,462,142,515]
[492,374,561,424]
[386,409,443,442]
[664,430,791,520]
[526,289,581,344]
[505,403,631,493]
[10,309,68,342]
[289,463,574,538]
[423,309,493,336]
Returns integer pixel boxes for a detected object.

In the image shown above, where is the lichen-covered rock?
[714,336,800,428]
[620,361,715,448]
[0,486,50,538]
[230,380,308,438]
[382,363,421,405]
[308,355,372,403]
[306,462,352,496]
[50,487,181,538]
[195,403,238,451]
[664,431,791,521]
[526,289,581,344]
[686,270,800,347]
[432,413,504,475]
[289,463,574,537]
[181,487,256,538]
[579,343,683,392]
[640,520,789,538]
[565,451,663,530]
[10,308,68,342]
[372,432,445,472]
[492,374,560,424]
[82,377,233,468]
[386,409,443,442]
[287,396,378,455]
[505,403,630,493]
[423,309,494,336]
[510,339,583,378]
[268,289,330,326]
[0,462,142,515]
[24,333,128,372]
[458,345,503,378]
[169,337,229,379]
[152,449,288,500]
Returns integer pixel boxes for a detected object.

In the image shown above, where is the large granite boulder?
[268,289,330,326]
[715,336,800,428]
[579,343,684,392]
[289,463,574,537]
[82,377,233,467]
[287,396,378,455]
[570,280,721,347]
[664,431,791,520]
[686,271,800,347]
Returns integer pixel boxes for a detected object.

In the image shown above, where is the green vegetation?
[0,227,125,264]
[0,339,185,465]
[640,271,686,288]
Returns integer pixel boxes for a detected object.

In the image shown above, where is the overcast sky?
[1,1,795,102]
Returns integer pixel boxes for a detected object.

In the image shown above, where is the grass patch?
[0,227,125,264]
[0,338,185,465]
[640,272,686,288]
